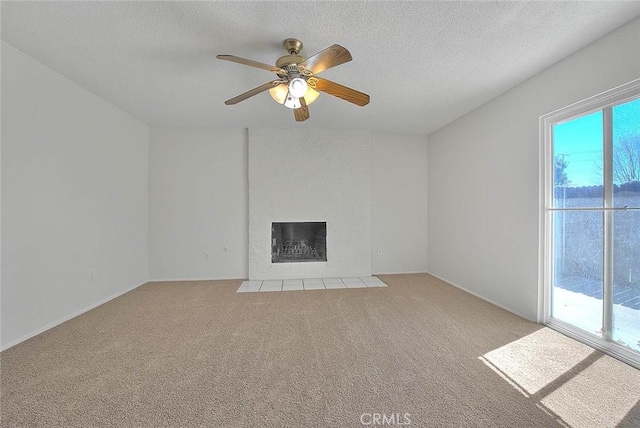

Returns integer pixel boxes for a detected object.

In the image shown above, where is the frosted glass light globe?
[288,78,308,98]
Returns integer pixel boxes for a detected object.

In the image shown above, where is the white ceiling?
[2,1,639,136]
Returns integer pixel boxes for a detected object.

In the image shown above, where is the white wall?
[427,18,640,321]
[148,127,427,281]
[372,133,428,274]
[248,128,372,280]
[148,127,248,281]
[1,42,149,349]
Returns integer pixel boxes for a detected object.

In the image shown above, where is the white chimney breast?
[248,128,372,280]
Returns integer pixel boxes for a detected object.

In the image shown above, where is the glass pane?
[612,97,639,353]
[552,210,603,337]
[612,97,640,207]
[612,210,640,352]
[552,111,603,208]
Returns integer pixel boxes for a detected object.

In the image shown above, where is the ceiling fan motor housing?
[277,39,306,75]
[276,55,305,70]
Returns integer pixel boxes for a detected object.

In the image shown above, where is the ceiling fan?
[217,39,370,122]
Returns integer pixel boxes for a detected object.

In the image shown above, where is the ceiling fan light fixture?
[269,84,319,108]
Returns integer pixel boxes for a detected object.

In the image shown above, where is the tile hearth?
[237,277,387,293]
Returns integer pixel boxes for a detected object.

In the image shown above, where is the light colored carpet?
[1,273,638,427]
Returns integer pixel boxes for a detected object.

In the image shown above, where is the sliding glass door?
[543,81,640,367]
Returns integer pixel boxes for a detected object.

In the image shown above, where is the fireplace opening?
[271,222,327,263]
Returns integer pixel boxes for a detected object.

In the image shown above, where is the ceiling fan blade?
[312,77,370,107]
[299,44,352,75]
[224,81,283,105]
[294,97,310,122]
[217,55,286,74]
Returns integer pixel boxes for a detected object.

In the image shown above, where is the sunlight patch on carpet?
[540,355,640,428]
[481,328,593,395]
[481,327,640,427]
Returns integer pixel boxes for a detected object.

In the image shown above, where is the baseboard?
[1,281,146,352]
[373,270,429,276]
[147,277,245,283]
[426,271,534,322]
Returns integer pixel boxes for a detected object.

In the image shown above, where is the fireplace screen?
[271,222,327,263]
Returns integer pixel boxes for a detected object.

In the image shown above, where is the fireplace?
[271,222,327,263]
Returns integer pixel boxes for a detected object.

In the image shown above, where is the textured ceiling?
[2,1,639,135]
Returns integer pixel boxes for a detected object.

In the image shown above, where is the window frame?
[539,78,640,369]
